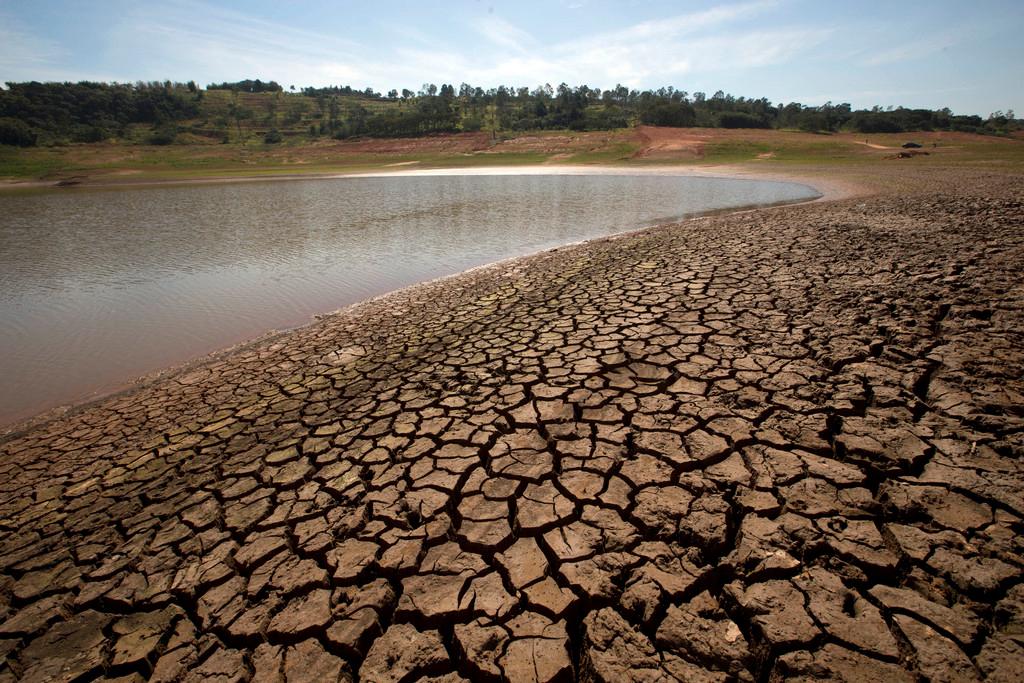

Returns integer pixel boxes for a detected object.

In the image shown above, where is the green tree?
[0,117,37,146]
[484,104,500,140]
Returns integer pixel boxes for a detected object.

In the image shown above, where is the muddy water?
[0,172,819,424]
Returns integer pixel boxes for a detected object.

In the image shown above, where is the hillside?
[2,125,1023,186]
[2,81,1019,153]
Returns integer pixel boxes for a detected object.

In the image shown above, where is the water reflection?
[0,173,819,424]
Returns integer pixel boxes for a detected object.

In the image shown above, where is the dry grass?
[2,126,1021,187]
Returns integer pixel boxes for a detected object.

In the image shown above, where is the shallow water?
[0,172,819,424]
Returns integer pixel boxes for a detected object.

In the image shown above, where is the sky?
[1,0,1021,116]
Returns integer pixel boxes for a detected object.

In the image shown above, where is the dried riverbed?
[0,166,1021,681]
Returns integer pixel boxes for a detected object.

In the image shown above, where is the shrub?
[147,124,178,145]
[71,125,108,143]
[639,101,696,127]
[584,107,630,130]
[718,111,770,129]
[0,117,37,146]
[850,113,903,133]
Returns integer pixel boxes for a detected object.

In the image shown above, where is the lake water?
[0,171,819,425]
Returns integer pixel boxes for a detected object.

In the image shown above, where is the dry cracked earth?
[0,168,1022,682]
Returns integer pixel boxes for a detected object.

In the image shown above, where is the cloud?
[547,27,831,87]
[601,0,779,43]
[394,1,824,89]
[104,0,380,85]
[0,11,121,83]
[6,0,827,92]
[0,14,67,81]
[471,16,536,54]
[857,25,973,67]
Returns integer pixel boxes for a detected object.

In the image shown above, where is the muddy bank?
[0,166,1021,681]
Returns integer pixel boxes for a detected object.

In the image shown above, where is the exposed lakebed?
[0,171,818,424]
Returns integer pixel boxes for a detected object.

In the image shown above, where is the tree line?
[0,79,1017,147]
[207,79,283,93]
[0,81,202,146]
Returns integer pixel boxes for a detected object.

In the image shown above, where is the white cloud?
[542,25,831,87]
[0,13,108,82]
[104,0,378,85]
[600,0,779,43]
[388,1,825,90]
[0,26,61,69]
[472,16,536,54]
[7,0,827,92]
[860,31,963,67]
[850,19,990,69]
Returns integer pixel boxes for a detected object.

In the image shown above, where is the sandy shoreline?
[342,164,865,202]
[2,165,1019,681]
[0,161,863,202]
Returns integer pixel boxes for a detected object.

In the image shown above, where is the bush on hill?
[0,117,37,146]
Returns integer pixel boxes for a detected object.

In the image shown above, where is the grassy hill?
[3,81,1018,151]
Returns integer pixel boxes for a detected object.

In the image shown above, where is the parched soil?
[633,126,711,159]
[632,126,833,160]
[0,167,1022,682]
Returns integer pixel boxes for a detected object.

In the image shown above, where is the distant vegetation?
[207,79,283,93]
[0,79,1018,147]
[0,81,200,145]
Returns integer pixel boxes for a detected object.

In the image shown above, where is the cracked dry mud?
[1,168,1022,682]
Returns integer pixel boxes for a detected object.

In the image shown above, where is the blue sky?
[1,0,1021,115]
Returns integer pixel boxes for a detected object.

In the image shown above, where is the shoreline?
[0,161,863,200]
[1,166,1020,680]
[0,167,863,438]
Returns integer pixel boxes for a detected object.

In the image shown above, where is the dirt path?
[0,167,1021,682]
[856,140,897,149]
